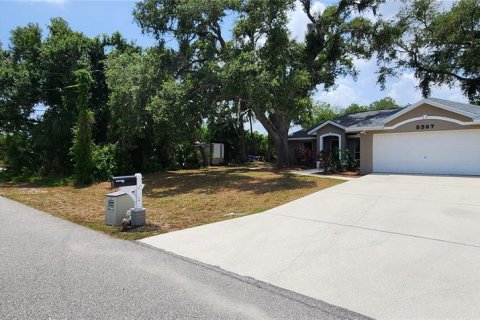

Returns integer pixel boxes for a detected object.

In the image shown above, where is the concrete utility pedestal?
[130,208,146,227]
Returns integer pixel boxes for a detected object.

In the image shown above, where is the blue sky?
[0,0,156,48]
[0,0,467,134]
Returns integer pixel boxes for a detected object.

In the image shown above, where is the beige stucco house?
[288,98,480,176]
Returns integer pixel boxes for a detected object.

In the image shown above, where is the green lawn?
[0,164,343,239]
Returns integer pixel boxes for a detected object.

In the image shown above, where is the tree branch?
[410,49,480,83]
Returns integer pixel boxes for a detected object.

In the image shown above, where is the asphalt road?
[0,196,367,320]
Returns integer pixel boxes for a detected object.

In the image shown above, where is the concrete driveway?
[141,174,480,319]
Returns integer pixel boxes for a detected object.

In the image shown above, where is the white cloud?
[387,73,468,106]
[376,0,403,20]
[287,0,325,41]
[315,81,363,107]
[431,86,467,102]
[387,73,423,105]
[312,56,468,110]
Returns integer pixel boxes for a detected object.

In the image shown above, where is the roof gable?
[307,120,346,135]
[383,99,480,125]
[428,98,480,118]
[289,109,403,138]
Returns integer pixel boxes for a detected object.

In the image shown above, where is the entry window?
[303,142,312,150]
[354,140,360,161]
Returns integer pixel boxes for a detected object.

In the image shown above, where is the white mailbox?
[109,173,146,227]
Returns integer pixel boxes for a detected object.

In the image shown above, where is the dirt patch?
[331,171,362,178]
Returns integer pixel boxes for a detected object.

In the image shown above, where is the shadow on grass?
[143,166,319,198]
[0,164,324,199]
[0,172,74,189]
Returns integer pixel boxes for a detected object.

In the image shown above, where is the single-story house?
[288,98,480,176]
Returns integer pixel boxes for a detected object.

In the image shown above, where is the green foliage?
[297,102,338,128]
[375,0,480,103]
[3,0,479,181]
[0,23,42,133]
[71,69,95,185]
[105,46,207,171]
[0,18,117,177]
[134,0,383,167]
[369,97,399,110]
[0,134,5,163]
[105,50,154,171]
[319,148,358,172]
[299,97,400,128]
[246,131,269,158]
[318,150,337,173]
[170,143,203,170]
[296,147,357,172]
[339,149,357,171]
[342,103,369,115]
[4,133,35,175]
[92,144,117,181]
[343,97,400,114]
[38,19,97,175]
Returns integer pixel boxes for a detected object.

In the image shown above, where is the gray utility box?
[105,191,134,226]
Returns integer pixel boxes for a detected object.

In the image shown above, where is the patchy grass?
[0,164,344,240]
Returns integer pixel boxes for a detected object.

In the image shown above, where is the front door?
[330,139,339,151]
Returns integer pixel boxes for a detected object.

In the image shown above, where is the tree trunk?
[268,126,290,167]
[236,101,247,163]
[199,144,208,167]
[254,110,291,167]
[266,133,272,162]
[248,110,256,156]
[238,113,247,163]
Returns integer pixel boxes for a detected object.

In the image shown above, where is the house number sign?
[416,124,435,130]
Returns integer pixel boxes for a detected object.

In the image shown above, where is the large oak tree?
[134,0,382,166]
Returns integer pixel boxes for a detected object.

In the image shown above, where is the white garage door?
[373,129,480,175]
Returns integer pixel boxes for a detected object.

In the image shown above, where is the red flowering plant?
[295,148,316,167]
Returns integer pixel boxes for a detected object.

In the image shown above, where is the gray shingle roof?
[427,98,480,118]
[334,109,402,128]
[289,109,402,138]
[288,124,319,139]
[288,98,480,139]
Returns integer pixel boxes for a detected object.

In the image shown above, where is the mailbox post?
[111,173,146,227]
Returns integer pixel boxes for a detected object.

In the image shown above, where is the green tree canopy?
[298,97,400,128]
[375,0,480,103]
[0,18,134,176]
[71,69,95,185]
[297,102,338,128]
[134,0,384,166]
[0,23,42,133]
